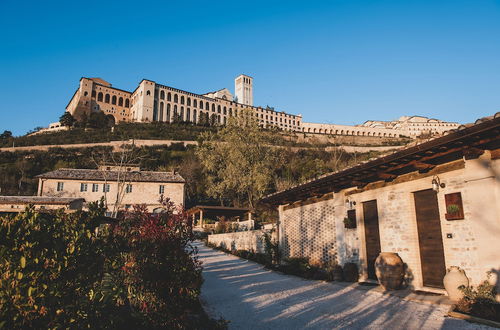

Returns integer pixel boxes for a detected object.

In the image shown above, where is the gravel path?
[197,242,492,330]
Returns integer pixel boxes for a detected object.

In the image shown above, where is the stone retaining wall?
[208,230,273,253]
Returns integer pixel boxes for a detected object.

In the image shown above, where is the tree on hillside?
[196,109,281,210]
[59,112,76,127]
[0,130,12,139]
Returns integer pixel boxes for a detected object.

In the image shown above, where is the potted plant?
[344,210,357,229]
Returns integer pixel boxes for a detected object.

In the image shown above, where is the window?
[125,184,133,193]
[92,183,99,192]
[167,92,172,101]
[112,95,117,105]
[159,185,165,194]
[146,90,151,96]
[98,92,103,101]
[103,184,110,192]
[105,94,110,103]
[174,94,178,103]
[160,90,165,99]
[57,182,64,191]
[125,98,130,107]
[80,183,88,192]
[118,97,123,106]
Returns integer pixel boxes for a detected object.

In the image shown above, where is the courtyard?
[197,242,493,330]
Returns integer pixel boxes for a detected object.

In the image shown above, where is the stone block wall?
[208,230,272,253]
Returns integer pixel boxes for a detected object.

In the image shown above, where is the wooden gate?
[413,189,446,288]
[363,200,381,280]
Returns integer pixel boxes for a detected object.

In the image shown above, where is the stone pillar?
[199,210,203,228]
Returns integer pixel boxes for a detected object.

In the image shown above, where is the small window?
[57,182,64,191]
[80,183,88,192]
[92,183,99,192]
[103,184,110,193]
[125,184,133,193]
[146,90,151,96]
[159,185,165,194]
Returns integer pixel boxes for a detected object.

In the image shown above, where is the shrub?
[456,272,500,322]
[0,199,205,329]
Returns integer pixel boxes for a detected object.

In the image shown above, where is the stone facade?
[276,152,500,291]
[36,167,185,213]
[62,75,457,138]
[360,115,460,137]
[208,229,274,253]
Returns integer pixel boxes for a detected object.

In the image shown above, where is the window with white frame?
[125,184,133,193]
[80,183,88,192]
[159,185,165,194]
[103,184,110,193]
[57,182,64,191]
[92,183,99,192]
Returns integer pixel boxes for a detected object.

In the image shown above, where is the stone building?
[67,75,302,132]
[36,165,185,213]
[0,196,84,213]
[63,75,458,139]
[262,113,500,293]
[360,115,460,137]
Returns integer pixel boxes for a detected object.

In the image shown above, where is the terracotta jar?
[443,266,469,301]
[374,252,404,290]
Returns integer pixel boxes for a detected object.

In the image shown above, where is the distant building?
[359,115,460,137]
[66,76,302,132]
[36,165,185,213]
[62,75,458,139]
[0,196,84,213]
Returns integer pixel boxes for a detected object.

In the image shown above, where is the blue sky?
[1,0,499,135]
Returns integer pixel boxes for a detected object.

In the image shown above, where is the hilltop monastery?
[60,75,459,138]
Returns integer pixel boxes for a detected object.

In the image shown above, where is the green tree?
[196,109,281,210]
[59,112,76,127]
[0,130,13,139]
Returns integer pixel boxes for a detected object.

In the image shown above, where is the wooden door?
[413,189,446,288]
[363,200,381,280]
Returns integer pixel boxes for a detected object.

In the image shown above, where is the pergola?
[186,205,251,227]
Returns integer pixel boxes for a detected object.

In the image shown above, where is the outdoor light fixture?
[432,175,446,192]
[345,199,356,209]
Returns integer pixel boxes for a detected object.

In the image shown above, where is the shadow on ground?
[196,242,492,330]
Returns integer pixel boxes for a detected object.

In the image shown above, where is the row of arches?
[157,91,236,116]
[152,104,228,125]
[303,127,397,137]
[95,91,130,108]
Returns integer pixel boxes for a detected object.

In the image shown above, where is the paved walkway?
[197,242,492,330]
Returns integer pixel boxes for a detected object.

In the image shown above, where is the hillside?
[1,122,411,149]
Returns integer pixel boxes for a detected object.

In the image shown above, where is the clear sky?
[1,0,499,136]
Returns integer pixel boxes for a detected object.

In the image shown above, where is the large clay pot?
[374,252,404,290]
[443,266,469,301]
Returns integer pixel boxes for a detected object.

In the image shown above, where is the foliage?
[343,216,356,229]
[456,272,500,322]
[0,202,110,328]
[59,112,76,127]
[1,130,13,139]
[0,200,212,329]
[262,231,280,264]
[196,109,282,209]
[446,204,460,214]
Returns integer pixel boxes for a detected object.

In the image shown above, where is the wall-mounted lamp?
[432,175,446,192]
[345,199,356,209]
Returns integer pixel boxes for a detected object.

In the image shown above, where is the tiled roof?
[0,196,84,205]
[36,168,185,183]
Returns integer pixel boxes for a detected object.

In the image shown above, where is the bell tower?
[235,74,253,106]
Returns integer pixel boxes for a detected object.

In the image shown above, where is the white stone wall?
[208,230,271,253]
[277,151,500,291]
